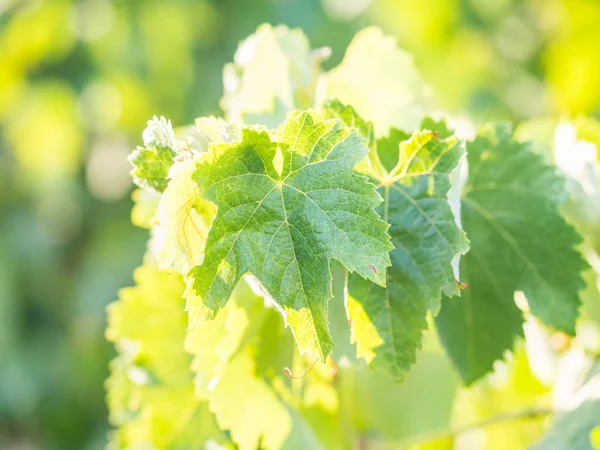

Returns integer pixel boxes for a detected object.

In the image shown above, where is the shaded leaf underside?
[436,123,588,384]
[347,127,468,379]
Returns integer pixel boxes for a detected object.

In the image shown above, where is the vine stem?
[396,405,554,447]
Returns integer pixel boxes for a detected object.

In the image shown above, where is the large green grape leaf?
[320,27,430,138]
[348,126,468,380]
[186,112,393,361]
[435,123,589,385]
[221,24,330,128]
[106,260,222,449]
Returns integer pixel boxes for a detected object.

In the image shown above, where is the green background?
[1,0,599,448]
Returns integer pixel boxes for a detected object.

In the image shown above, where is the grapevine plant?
[106,25,600,449]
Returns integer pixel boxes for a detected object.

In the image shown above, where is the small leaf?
[321,27,429,138]
[154,159,216,275]
[151,116,237,274]
[129,145,176,193]
[129,116,178,192]
[188,116,236,152]
[221,24,330,127]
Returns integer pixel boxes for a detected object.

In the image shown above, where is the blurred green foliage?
[0,0,599,448]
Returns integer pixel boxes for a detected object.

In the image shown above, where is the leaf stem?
[284,357,319,379]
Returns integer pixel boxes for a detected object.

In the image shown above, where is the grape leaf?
[187,116,236,153]
[321,27,429,138]
[377,128,412,172]
[153,116,238,274]
[185,279,258,399]
[209,350,292,450]
[347,125,468,380]
[321,102,468,379]
[186,279,324,450]
[221,24,330,127]
[129,116,178,193]
[129,144,176,193]
[106,261,190,384]
[186,111,393,361]
[108,377,219,450]
[517,118,600,252]
[106,260,222,448]
[435,123,588,384]
[154,159,216,275]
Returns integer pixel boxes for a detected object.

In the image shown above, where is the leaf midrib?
[462,196,559,312]
[278,185,327,358]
